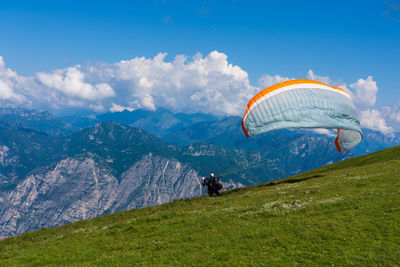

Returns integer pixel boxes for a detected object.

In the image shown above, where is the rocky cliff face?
[0,152,241,237]
[0,121,253,238]
[0,109,398,239]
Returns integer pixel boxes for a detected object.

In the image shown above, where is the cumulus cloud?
[310,128,337,137]
[0,54,398,135]
[381,103,400,130]
[0,51,255,116]
[109,103,135,112]
[359,109,394,136]
[0,80,25,103]
[37,66,115,100]
[342,75,397,135]
[258,74,291,88]
[349,76,378,108]
[0,56,27,104]
[307,69,331,85]
[383,104,400,122]
[101,51,254,115]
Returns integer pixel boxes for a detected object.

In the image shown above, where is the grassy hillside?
[1,146,399,266]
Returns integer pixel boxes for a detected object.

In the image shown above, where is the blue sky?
[0,0,400,133]
[1,1,399,94]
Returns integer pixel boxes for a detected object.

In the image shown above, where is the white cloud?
[381,103,400,131]
[307,69,331,84]
[359,109,394,136]
[344,75,398,134]
[0,54,399,136]
[109,103,135,112]
[258,74,291,88]
[0,51,256,116]
[0,56,26,104]
[309,128,337,137]
[387,105,400,122]
[37,66,115,100]
[0,80,25,103]
[349,76,378,108]
[103,51,255,115]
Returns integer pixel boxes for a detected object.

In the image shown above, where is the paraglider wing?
[242,79,362,152]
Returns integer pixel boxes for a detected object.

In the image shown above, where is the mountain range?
[0,107,399,238]
[1,146,399,265]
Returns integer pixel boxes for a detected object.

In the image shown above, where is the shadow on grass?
[264,174,326,186]
[223,174,326,196]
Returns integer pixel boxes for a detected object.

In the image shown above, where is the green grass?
[1,146,399,266]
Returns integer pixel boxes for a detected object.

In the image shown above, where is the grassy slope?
[0,146,399,266]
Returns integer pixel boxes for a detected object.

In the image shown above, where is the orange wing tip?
[241,119,250,137]
[335,129,343,152]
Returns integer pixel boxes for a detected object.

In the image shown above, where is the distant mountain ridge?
[1,146,399,265]
[60,108,220,137]
[0,107,78,136]
[2,107,399,185]
[0,121,277,237]
[4,107,398,156]
[0,107,399,238]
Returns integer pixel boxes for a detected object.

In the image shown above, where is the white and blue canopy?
[242,79,362,152]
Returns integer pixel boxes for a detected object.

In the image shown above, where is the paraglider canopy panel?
[242,79,362,152]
